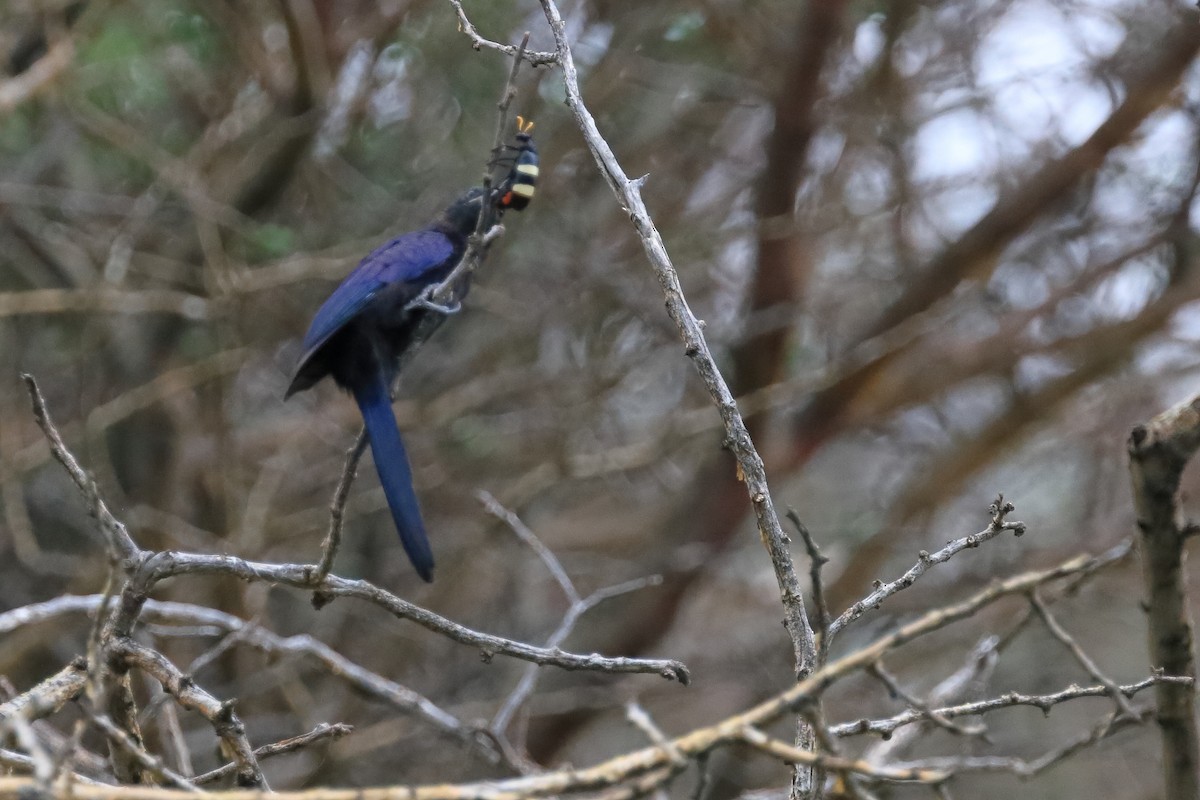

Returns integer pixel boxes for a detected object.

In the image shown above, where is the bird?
[288,123,538,581]
[285,188,492,582]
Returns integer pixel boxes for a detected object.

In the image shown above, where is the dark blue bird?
[286,189,491,582]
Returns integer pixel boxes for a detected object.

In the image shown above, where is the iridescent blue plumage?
[287,189,489,582]
[295,231,455,367]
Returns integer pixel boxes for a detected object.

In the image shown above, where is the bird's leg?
[408,285,462,315]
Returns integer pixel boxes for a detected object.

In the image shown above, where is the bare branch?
[492,574,677,744]
[891,705,1154,779]
[1028,591,1138,719]
[829,497,1025,640]
[111,639,267,789]
[487,32,533,182]
[86,712,198,792]
[21,374,142,563]
[0,662,88,726]
[788,510,829,666]
[0,749,106,786]
[129,550,689,682]
[0,670,1185,799]
[23,375,687,685]
[445,0,557,65]
[308,429,368,591]
[0,595,495,760]
[192,723,355,786]
[534,0,815,683]
[832,675,1186,739]
[626,702,686,768]
[859,636,998,767]
[866,661,980,739]
[479,489,579,604]
[739,726,945,784]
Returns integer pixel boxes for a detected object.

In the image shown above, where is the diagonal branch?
[534,0,815,681]
[21,375,141,563]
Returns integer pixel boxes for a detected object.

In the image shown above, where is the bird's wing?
[298,230,456,357]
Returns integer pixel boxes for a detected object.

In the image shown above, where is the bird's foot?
[410,291,461,315]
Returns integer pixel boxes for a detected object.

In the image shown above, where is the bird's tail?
[352,375,434,582]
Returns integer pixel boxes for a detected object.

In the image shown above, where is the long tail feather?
[352,375,434,581]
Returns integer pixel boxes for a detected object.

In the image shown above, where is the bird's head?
[435,187,490,239]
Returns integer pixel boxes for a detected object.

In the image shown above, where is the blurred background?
[1,0,1199,797]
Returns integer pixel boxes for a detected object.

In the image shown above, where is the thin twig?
[739,725,945,784]
[65,563,120,788]
[308,430,367,591]
[158,702,194,779]
[191,723,355,786]
[0,749,105,785]
[86,712,198,792]
[626,702,686,768]
[445,0,557,65]
[482,491,663,752]
[890,704,1153,779]
[492,575,675,742]
[487,32,532,182]
[478,489,579,603]
[3,713,52,787]
[831,675,1184,739]
[405,35,529,321]
[866,661,979,738]
[21,374,141,562]
[829,496,1025,640]
[1028,590,1139,719]
[788,510,829,665]
[858,636,998,768]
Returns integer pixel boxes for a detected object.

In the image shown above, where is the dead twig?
[110,639,267,789]
[829,496,1025,641]
[192,723,354,786]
